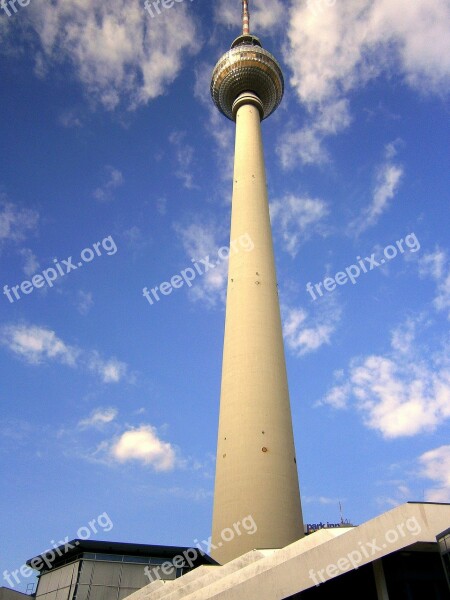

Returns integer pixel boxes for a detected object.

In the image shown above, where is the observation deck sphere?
[210,38,284,121]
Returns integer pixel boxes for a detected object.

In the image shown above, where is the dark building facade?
[27,540,215,600]
[438,528,450,592]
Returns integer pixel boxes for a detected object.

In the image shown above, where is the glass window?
[95,555,123,563]
[119,564,149,589]
[148,558,166,566]
[74,584,89,600]
[55,585,71,600]
[58,564,77,589]
[91,563,122,587]
[78,561,94,585]
[47,568,63,593]
[121,556,148,565]
[88,586,118,600]
[36,573,51,596]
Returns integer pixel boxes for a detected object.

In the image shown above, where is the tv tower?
[210,0,305,564]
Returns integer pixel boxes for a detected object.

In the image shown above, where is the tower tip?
[242,0,250,35]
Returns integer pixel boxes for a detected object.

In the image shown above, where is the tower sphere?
[211,35,284,121]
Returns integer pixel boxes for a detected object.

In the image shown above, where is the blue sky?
[1,0,449,591]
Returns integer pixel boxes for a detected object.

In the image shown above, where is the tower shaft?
[211,95,304,564]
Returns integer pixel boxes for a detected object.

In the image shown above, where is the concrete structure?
[210,0,304,564]
[0,589,31,600]
[122,502,450,600]
[26,540,215,600]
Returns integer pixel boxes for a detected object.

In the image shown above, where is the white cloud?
[384,138,403,160]
[173,220,228,307]
[87,353,128,384]
[0,198,39,246]
[0,323,129,384]
[419,249,450,319]
[93,166,124,202]
[280,0,450,165]
[110,425,176,471]
[350,151,403,234]
[419,249,446,280]
[285,0,450,107]
[277,126,325,168]
[79,408,118,429]
[368,164,403,229]
[321,319,450,438]
[283,301,341,357]
[270,195,329,256]
[5,0,199,110]
[277,99,351,168]
[419,445,450,502]
[0,324,79,366]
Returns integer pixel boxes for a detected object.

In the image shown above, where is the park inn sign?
[306,522,351,533]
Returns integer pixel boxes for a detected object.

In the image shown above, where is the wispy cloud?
[3,0,200,110]
[280,0,450,164]
[58,109,84,129]
[0,197,39,246]
[350,143,404,234]
[270,195,329,257]
[169,131,199,190]
[19,248,40,277]
[75,290,94,316]
[320,318,450,438]
[93,166,124,202]
[282,300,341,357]
[0,324,79,366]
[87,352,128,384]
[0,323,129,384]
[419,248,450,319]
[277,100,351,168]
[173,220,228,307]
[79,408,118,429]
[419,445,450,502]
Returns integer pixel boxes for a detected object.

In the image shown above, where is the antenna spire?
[242,0,250,35]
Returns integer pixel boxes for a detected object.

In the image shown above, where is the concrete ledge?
[124,549,272,600]
[170,502,450,599]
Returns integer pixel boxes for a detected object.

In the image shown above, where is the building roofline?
[27,540,217,572]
